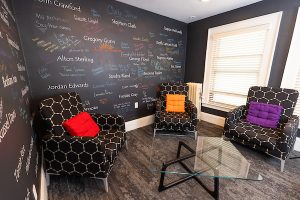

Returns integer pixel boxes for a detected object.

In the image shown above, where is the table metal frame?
[158,141,220,200]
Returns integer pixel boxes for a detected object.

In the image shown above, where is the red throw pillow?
[62,112,100,137]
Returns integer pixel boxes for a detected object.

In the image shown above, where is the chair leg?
[153,129,156,137]
[281,159,285,172]
[103,178,108,192]
[194,131,198,140]
[125,140,128,150]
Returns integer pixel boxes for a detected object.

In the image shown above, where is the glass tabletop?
[149,135,262,181]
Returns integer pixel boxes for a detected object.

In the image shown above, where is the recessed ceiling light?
[201,0,210,2]
[189,16,196,19]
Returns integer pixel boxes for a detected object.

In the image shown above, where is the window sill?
[202,103,236,112]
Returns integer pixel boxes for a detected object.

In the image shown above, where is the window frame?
[203,12,282,111]
[281,7,300,117]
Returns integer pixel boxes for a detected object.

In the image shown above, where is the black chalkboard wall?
[0,0,39,199]
[13,0,187,121]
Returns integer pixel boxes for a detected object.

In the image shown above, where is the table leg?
[213,177,219,200]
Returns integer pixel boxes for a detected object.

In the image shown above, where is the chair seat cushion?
[159,111,192,130]
[63,112,100,137]
[229,119,281,149]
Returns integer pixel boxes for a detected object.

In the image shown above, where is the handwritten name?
[0,110,16,143]
[157,56,173,61]
[171,65,182,69]
[17,63,26,71]
[83,35,115,44]
[112,19,136,29]
[156,40,177,47]
[21,86,29,97]
[57,55,94,64]
[164,26,182,35]
[85,105,99,111]
[74,14,98,24]
[143,71,162,76]
[129,57,149,62]
[48,82,88,90]
[14,145,25,182]
[35,13,66,23]
[2,75,17,87]
[109,73,131,79]
[0,8,9,27]
[35,0,81,12]
[7,36,19,50]
[26,137,34,175]
[119,93,138,99]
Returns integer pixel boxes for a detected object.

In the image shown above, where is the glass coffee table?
[149,135,263,200]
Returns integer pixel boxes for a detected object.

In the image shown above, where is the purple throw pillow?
[246,102,282,128]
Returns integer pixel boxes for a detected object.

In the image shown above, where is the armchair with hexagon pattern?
[223,86,299,172]
[36,92,127,192]
[154,82,198,139]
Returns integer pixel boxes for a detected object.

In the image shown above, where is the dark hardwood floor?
[48,121,300,200]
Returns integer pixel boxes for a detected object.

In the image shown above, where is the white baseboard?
[125,114,155,132]
[200,112,225,127]
[295,137,300,152]
[125,112,225,130]
[39,163,48,200]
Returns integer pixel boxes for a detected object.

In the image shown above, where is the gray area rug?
[48,122,300,200]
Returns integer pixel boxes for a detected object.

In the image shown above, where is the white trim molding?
[40,159,48,200]
[295,138,300,152]
[125,114,155,132]
[200,112,225,127]
[281,7,300,125]
[281,7,300,89]
[203,12,282,111]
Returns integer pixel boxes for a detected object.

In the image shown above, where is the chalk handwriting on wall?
[35,0,81,12]
[0,0,39,199]
[0,109,16,143]
[16,0,186,121]
[26,137,34,174]
[14,145,25,182]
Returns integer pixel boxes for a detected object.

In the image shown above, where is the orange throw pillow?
[166,94,185,113]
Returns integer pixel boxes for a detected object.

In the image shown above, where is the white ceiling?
[116,0,263,23]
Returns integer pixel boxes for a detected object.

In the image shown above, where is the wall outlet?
[135,102,138,108]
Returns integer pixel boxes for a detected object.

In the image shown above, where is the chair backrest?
[159,82,189,111]
[39,92,84,136]
[246,86,299,127]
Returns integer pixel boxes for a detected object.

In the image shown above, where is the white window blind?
[282,65,300,116]
[293,69,300,116]
[281,7,300,117]
[203,12,282,111]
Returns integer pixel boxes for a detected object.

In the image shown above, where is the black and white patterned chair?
[223,86,299,171]
[154,82,198,139]
[37,92,127,192]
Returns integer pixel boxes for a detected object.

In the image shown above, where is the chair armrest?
[225,105,246,124]
[283,115,299,140]
[42,134,106,152]
[90,113,125,132]
[223,105,246,134]
[42,134,110,166]
[155,99,162,112]
[187,100,197,124]
[154,99,163,127]
[277,115,299,154]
